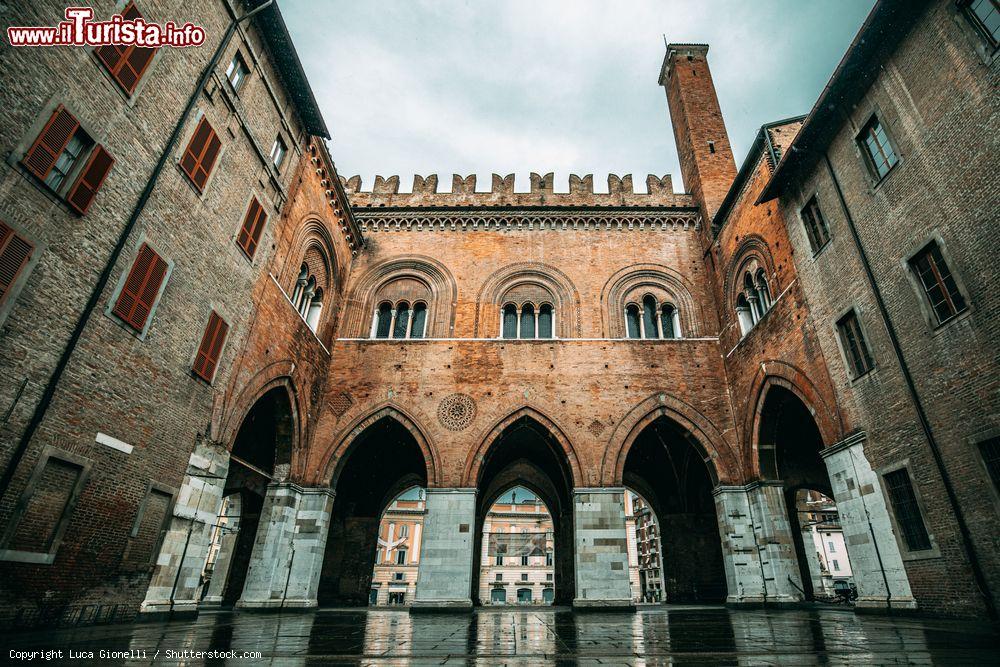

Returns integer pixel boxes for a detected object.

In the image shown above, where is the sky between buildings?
[282,0,875,194]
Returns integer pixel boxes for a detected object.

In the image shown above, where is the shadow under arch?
[316,410,434,606]
[601,393,735,487]
[466,411,578,606]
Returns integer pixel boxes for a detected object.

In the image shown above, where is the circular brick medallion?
[437,393,476,431]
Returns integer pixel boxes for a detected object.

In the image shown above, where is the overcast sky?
[282,0,875,194]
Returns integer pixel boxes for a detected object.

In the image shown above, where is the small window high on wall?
[625,296,680,339]
[373,300,427,339]
[500,302,554,339]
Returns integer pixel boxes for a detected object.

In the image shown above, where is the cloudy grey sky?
[282,0,875,194]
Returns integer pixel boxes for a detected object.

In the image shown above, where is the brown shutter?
[22,106,80,181]
[180,118,221,192]
[193,311,229,382]
[236,198,268,259]
[112,243,168,331]
[66,145,115,214]
[0,221,34,305]
[95,2,157,95]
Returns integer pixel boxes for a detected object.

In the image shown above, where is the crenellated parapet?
[342,173,693,208]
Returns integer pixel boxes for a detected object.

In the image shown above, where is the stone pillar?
[572,487,633,609]
[821,432,916,611]
[412,488,476,610]
[714,486,766,604]
[201,528,238,607]
[237,483,335,609]
[745,481,804,603]
[139,440,229,619]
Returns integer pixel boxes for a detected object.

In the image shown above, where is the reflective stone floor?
[5,605,999,665]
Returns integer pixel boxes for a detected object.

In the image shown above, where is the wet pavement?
[5,605,998,665]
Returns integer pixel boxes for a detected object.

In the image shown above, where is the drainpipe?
[0,1,275,500]
[822,152,996,620]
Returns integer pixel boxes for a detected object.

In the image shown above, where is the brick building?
[0,0,996,627]
[369,487,424,606]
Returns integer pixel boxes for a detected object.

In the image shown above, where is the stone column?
[237,483,335,609]
[745,481,804,603]
[714,486,766,604]
[412,488,476,610]
[139,440,229,619]
[572,487,633,609]
[821,432,916,610]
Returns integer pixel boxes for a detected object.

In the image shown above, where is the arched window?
[374,302,392,338]
[306,288,324,331]
[410,302,427,339]
[392,301,411,339]
[625,305,641,339]
[538,304,553,338]
[756,270,772,312]
[291,264,308,306]
[502,304,518,339]
[736,293,754,337]
[660,303,679,339]
[520,303,536,339]
[642,295,658,339]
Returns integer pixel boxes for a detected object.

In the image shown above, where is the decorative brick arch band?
[320,403,441,488]
[744,361,844,480]
[600,393,738,486]
[341,255,457,337]
[600,264,707,338]
[462,407,584,489]
[724,235,778,307]
[473,263,581,338]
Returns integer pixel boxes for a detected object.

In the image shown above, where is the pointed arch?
[600,392,737,486]
[462,407,583,488]
[320,403,441,487]
[217,362,302,461]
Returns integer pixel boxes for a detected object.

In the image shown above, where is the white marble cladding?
[821,433,916,610]
[140,438,229,616]
[414,488,477,608]
[573,488,632,606]
[238,484,336,609]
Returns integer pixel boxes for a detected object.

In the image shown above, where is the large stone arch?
[473,263,581,338]
[600,264,708,338]
[600,392,737,486]
[462,406,583,489]
[744,361,844,481]
[217,362,301,464]
[340,255,457,337]
[319,403,441,488]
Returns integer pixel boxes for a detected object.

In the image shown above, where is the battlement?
[343,173,695,208]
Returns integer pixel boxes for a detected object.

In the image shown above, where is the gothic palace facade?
[0,0,997,628]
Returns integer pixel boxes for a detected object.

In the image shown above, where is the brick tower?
[660,44,737,233]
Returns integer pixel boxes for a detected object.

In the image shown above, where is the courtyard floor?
[5,605,999,665]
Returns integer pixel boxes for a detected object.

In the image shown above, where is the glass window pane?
[660,306,675,339]
[375,303,392,338]
[884,469,932,551]
[502,305,518,339]
[642,296,658,339]
[393,303,410,338]
[626,306,641,339]
[538,305,552,338]
[410,303,427,339]
[520,304,535,339]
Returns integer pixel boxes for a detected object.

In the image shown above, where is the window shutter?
[193,311,229,382]
[236,198,268,259]
[180,117,221,192]
[22,106,80,181]
[0,221,34,305]
[112,243,168,331]
[66,145,115,214]
[95,3,156,95]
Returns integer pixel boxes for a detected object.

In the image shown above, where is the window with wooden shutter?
[193,311,229,382]
[180,117,222,192]
[236,198,267,259]
[22,106,80,182]
[112,243,168,332]
[95,2,157,95]
[0,221,34,307]
[66,145,115,214]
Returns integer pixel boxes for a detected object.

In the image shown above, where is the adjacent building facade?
[0,0,996,627]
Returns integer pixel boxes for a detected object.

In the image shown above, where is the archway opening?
[472,415,575,605]
[368,486,426,606]
[622,416,726,602]
[202,386,293,607]
[478,486,555,606]
[624,489,666,604]
[317,416,428,606]
[758,385,852,601]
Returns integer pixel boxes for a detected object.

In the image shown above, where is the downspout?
[822,152,996,620]
[0,1,276,500]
